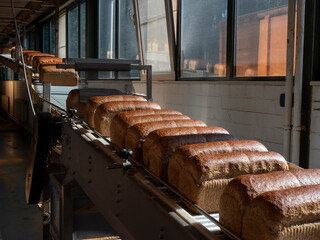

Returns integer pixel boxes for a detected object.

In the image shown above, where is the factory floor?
[0,113,42,240]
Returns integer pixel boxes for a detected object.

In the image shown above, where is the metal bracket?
[107,149,139,173]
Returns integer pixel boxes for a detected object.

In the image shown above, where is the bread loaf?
[66,89,86,118]
[110,111,188,149]
[144,133,236,180]
[170,140,268,158]
[86,95,147,128]
[125,119,207,161]
[94,101,161,136]
[242,184,320,240]
[33,56,62,72]
[219,169,320,236]
[25,52,53,66]
[168,151,288,213]
[22,51,40,63]
[39,65,79,86]
[143,126,229,163]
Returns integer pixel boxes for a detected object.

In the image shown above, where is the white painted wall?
[133,80,286,154]
[309,82,320,168]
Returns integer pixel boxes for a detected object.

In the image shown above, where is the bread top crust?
[224,169,320,202]
[171,151,288,183]
[97,101,161,113]
[126,119,207,139]
[115,114,189,128]
[248,184,320,229]
[88,95,147,108]
[143,126,230,156]
[34,56,62,62]
[144,133,237,166]
[149,133,236,158]
[173,140,268,159]
[116,109,182,119]
[39,65,77,74]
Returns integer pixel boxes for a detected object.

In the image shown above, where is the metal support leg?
[43,82,51,112]
[62,174,74,240]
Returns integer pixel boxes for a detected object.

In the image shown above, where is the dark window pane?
[119,0,139,79]
[235,0,288,76]
[99,0,116,59]
[68,5,79,58]
[29,31,35,50]
[50,19,56,55]
[99,0,115,79]
[119,0,138,59]
[180,0,227,78]
[43,22,50,53]
[80,1,86,58]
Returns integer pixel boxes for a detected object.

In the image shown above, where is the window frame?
[176,0,287,81]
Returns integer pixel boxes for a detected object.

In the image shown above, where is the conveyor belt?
[58,118,236,240]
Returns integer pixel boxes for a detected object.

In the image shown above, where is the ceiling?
[0,0,57,44]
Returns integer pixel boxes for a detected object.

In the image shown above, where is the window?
[176,0,289,79]
[42,18,56,55]
[28,30,36,50]
[180,0,227,78]
[67,1,86,58]
[136,0,172,73]
[235,0,288,76]
[98,0,115,59]
[98,0,139,79]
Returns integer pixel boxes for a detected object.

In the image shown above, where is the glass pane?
[68,5,79,58]
[99,0,116,79]
[80,1,86,58]
[99,0,116,59]
[119,0,138,60]
[119,0,139,79]
[180,0,227,78]
[42,22,50,54]
[235,0,288,76]
[29,31,35,50]
[137,0,171,73]
[50,19,56,55]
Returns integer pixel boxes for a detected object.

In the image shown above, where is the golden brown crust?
[242,184,320,240]
[86,95,147,128]
[93,101,161,136]
[172,140,268,160]
[25,52,53,66]
[110,112,188,149]
[39,65,79,86]
[144,133,236,180]
[33,56,62,72]
[66,89,86,118]
[125,119,207,161]
[143,126,229,162]
[168,151,288,213]
[219,169,320,236]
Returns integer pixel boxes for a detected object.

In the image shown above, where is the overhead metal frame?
[57,58,153,101]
